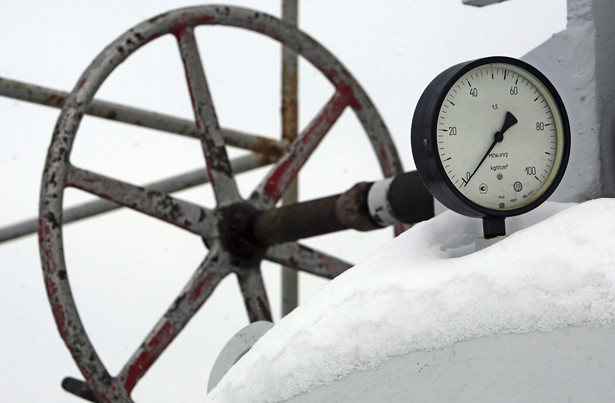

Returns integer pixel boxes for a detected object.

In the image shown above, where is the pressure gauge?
[411,56,570,237]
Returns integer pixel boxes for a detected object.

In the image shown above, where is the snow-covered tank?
[207,199,615,401]
[207,0,615,400]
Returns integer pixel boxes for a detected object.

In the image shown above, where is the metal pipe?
[0,153,275,243]
[253,181,380,246]
[0,76,286,156]
[252,171,434,246]
[255,195,345,246]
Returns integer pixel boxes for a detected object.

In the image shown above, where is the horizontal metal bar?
[0,76,286,155]
[0,153,275,243]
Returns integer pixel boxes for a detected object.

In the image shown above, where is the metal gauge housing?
[411,56,570,237]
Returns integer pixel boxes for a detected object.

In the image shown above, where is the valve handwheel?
[39,6,403,401]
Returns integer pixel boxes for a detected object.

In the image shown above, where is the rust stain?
[254,151,278,166]
[254,136,286,157]
[282,61,298,142]
[43,94,68,108]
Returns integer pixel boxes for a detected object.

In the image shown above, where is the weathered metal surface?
[251,91,351,209]
[0,77,285,155]
[280,0,299,319]
[176,27,242,207]
[67,165,217,236]
[117,245,229,394]
[265,243,352,279]
[217,203,266,261]
[236,268,273,322]
[38,5,404,401]
[0,153,275,243]
[253,182,380,246]
[254,194,342,245]
[335,182,380,231]
[281,1,299,146]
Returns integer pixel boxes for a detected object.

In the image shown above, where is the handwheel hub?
[216,203,266,265]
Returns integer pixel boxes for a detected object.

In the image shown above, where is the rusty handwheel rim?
[39,5,403,401]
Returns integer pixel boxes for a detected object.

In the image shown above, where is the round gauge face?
[412,57,570,218]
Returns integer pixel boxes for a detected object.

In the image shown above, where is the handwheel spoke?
[251,91,351,209]
[236,268,273,322]
[176,27,241,206]
[265,242,352,279]
[118,248,230,394]
[66,165,216,237]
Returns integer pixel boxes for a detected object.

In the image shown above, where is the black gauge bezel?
[411,56,570,219]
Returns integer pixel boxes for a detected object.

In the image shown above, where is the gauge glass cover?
[412,57,570,218]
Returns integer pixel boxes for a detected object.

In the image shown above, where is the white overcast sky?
[0,1,566,401]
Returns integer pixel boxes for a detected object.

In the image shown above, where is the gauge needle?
[462,111,518,187]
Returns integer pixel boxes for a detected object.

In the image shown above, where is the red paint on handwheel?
[123,321,178,393]
[189,271,216,302]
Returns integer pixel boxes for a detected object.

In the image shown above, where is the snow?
[207,199,615,402]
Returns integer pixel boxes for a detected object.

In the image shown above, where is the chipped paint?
[36,5,403,400]
[123,321,179,393]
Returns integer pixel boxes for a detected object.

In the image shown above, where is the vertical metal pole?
[281,0,299,317]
